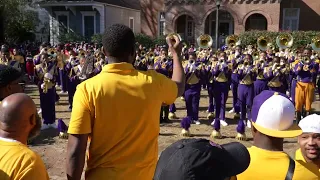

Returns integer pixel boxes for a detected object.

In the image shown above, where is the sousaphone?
[276,33,293,50]
[197,34,213,49]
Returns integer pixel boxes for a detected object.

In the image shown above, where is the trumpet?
[252,51,259,59]
[276,33,293,50]
[311,36,320,51]
[166,33,182,46]
[140,51,146,56]
[148,52,155,59]
[226,35,240,47]
[197,34,213,49]
[300,56,311,65]
[257,36,270,51]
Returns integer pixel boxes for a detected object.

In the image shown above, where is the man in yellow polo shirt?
[0,93,48,180]
[66,24,185,180]
[295,114,320,179]
[236,90,302,180]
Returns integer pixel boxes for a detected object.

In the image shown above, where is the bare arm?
[66,134,89,180]
[168,36,185,97]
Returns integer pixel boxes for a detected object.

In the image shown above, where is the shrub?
[238,30,320,50]
[58,31,84,43]
[91,34,103,44]
[135,33,154,48]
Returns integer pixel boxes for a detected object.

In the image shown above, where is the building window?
[54,11,69,36]
[159,12,165,36]
[129,17,134,31]
[282,8,300,31]
[80,11,96,39]
[187,16,193,37]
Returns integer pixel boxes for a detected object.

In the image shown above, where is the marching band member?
[294,48,319,123]
[236,54,255,141]
[206,56,218,119]
[56,45,68,94]
[266,57,285,94]
[94,52,107,74]
[154,48,173,123]
[0,45,21,71]
[289,52,301,102]
[12,47,25,73]
[211,52,231,139]
[65,52,79,111]
[180,52,203,136]
[228,45,243,115]
[34,53,57,130]
[253,52,269,96]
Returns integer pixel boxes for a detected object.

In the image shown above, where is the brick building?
[139,0,320,47]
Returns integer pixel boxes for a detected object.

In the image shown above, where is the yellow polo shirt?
[236,146,301,180]
[294,148,320,179]
[68,62,178,180]
[0,139,49,180]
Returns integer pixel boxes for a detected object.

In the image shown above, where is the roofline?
[38,1,140,12]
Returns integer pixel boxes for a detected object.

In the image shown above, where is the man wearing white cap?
[236,90,302,180]
[295,114,320,179]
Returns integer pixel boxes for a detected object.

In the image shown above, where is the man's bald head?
[0,93,36,126]
[0,93,41,143]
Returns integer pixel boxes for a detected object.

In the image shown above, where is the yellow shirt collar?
[102,62,135,73]
[295,148,306,162]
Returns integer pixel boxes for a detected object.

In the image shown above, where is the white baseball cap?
[298,114,320,133]
[251,90,302,138]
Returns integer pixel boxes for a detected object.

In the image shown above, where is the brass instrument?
[47,48,57,57]
[311,36,320,51]
[182,42,188,48]
[166,33,182,46]
[78,49,86,57]
[197,34,213,49]
[257,36,271,51]
[252,51,259,60]
[140,51,146,57]
[148,52,155,59]
[226,35,240,47]
[276,33,293,49]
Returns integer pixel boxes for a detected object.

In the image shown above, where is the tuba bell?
[311,36,320,51]
[226,35,240,48]
[197,34,213,49]
[257,36,270,51]
[166,33,182,46]
[276,33,293,50]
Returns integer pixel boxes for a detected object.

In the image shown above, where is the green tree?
[0,0,39,44]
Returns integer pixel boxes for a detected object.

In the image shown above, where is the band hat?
[298,114,320,133]
[251,90,302,138]
[154,139,250,180]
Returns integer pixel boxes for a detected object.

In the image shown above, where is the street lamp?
[215,0,221,49]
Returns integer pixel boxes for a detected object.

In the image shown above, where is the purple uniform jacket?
[294,62,319,83]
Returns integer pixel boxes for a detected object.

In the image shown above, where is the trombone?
[257,36,270,51]
[276,33,293,50]
[226,35,241,47]
[197,34,213,49]
[311,36,320,51]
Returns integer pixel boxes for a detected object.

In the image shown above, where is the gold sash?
[187,72,199,85]
[216,72,228,83]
